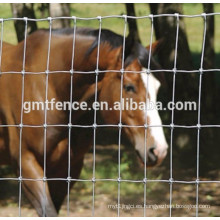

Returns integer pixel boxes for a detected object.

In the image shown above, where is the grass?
[2,3,220,54]
[78,145,163,197]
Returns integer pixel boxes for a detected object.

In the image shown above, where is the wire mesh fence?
[0,13,220,217]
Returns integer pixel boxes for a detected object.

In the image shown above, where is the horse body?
[0,28,168,216]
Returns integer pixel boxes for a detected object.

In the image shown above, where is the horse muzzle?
[135,144,168,167]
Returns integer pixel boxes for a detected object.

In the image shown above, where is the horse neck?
[53,34,120,71]
[50,35,121,102]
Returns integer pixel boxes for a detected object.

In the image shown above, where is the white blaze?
[141,70,168,154]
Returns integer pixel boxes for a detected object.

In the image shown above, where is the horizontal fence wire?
[2,68,220,75]
[0,13,220,217]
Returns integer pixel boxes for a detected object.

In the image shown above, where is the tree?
[149,3,220,172]
[49,4,71,29]
[150,3,193,70]
[149,4,197,115]
[203,3,215,70]
[149,3,199,170]
[38,3,49,18]
[199,4,220,173]
[11,3,38,42]
[201,3,216,123]
[125,3,140,42]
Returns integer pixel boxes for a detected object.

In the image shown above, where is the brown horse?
[0,27,168,216]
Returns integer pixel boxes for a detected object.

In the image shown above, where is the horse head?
[81,32,168,167]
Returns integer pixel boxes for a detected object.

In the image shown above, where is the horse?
[0,27,168,216]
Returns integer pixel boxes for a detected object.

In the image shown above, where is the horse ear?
[124,33,136,60]
[79,81,102,103]
[146,38,164,55]
[146,39,167,87]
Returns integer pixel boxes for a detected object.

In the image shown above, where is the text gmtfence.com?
[23,98,197,114]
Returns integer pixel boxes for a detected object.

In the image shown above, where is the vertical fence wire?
[18,17,28,217]
[169,13,180,217]
[42,17,52,217]
[143,14,154,217]
[92,16,102,217]
[117,15,127,217]
[195,13,207,217]
[66,16,77,216]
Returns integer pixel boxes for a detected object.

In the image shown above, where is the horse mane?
[73,27,154,68]
[76,28,124,55]
[40,27,160,69]
[49,27,124,53]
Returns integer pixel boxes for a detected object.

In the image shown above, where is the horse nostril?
[148,147,158,163]
[149,147,155,154]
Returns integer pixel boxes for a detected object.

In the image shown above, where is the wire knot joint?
[170,123,174,129]
[174,13,179,20]
[95,69,99,76]
[70,69,74,75]
[118,123,122,129]
[23,17,28,22]
[122,14,127,23]
[169,178,174,184]
[201,13,207,20]
[67,176,71,183]
[18,176,22,182]
[93,123,97,129]
[173,68,177,74]
[197,124,201,129]
[149,14,154,21]
[47,17,52,23]
[72,16,76,22]
[199,68,204,74]
[97,16,102,21]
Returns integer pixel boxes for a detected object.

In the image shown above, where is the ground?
[0,144,219,217]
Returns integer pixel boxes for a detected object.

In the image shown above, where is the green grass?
[1,3,220,53]
[79,148,162,197]
[183,4,220,54]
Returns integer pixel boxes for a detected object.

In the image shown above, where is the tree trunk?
[149,3,197,104]
[38,3,49,18]
[203,3,215,69]
[150,4,197,169]
[201,4,216,123]
[49,3,71,29]
[149,3,220,173]
[11,3,38,42]
[200,4,219,173]
[125,3,140,42]
[150,3,193,70]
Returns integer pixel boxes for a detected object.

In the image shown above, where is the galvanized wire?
[0,13,218,217]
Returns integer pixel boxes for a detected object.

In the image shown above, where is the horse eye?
[124,84,136,93]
